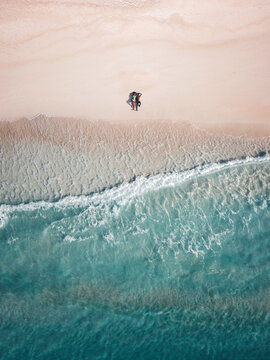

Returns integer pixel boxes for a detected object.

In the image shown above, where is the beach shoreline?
[1,115,269,205]
[1,3,270,357]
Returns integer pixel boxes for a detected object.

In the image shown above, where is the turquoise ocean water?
[0,156,270,359]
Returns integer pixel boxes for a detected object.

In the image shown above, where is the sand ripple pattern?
[0,116,269,204]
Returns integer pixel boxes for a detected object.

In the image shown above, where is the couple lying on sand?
[131,92,142,111]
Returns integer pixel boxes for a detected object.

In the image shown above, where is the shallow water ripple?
[0,159,270,359]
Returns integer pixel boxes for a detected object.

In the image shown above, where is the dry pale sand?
[0,0,270,135]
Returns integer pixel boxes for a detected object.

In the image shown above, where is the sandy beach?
[0,0,270,135]
[1,0,270,203]
[1,3,270,358]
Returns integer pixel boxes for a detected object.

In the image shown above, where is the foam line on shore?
[1,152,269,218]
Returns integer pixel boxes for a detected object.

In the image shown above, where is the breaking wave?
[0,154,269,359]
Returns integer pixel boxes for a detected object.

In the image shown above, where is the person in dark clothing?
[127,91,142,111]
[131,92,137,111]
[135,93,142,111]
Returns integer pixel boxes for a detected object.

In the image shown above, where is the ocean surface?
[0,156,270,359]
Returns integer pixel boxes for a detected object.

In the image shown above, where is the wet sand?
[0,115,269,204]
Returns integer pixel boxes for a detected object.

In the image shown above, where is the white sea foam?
[64,235,77,243]
[2,153,269,261]
[0,209,9,229]
[0,153,269,218]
